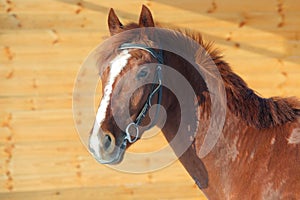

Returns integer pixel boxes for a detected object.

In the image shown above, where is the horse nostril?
[104,134,112,150]
[103,133,115,154]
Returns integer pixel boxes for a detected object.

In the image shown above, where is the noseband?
[119,43,164,143]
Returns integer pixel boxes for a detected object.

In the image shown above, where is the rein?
[118,43,164,143]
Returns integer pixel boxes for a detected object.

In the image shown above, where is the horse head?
[89,6,163,164]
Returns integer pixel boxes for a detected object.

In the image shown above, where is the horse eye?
[137,68,149,80]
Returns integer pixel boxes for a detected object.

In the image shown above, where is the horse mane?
[99,22,300,129]
[174,28,300,129]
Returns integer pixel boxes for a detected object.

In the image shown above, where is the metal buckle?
[125,122,139,143]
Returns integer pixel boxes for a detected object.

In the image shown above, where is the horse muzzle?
[88,131,128,165]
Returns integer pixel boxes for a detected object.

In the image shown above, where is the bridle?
[118,43,164,143]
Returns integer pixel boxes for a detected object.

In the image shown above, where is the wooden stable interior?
[1,0,300,199]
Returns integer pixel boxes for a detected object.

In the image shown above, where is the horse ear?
[139,5,155,27]
[108,8,123,35]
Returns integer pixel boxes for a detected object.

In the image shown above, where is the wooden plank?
[0,96,72,112]
[0,181,206,200]
[0,9,299,32]
[153,0,300,13]
[0,110,76,142]
[0,0,147,14]
[0,28,299,50]
[0,30,104,49]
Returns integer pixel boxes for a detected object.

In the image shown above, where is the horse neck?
[159,53,300,199]
[158,52,278,198]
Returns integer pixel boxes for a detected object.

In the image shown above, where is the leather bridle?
[118,43,164,143]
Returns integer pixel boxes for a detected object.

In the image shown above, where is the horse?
[88,5,300,199]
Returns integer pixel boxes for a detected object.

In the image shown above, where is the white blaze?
[89,50,131,157]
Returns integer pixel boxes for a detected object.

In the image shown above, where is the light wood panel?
[1,0,300,199]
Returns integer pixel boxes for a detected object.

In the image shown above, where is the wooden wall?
[1,0,300,199]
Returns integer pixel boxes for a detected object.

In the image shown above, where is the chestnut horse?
[89,5,300,199]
